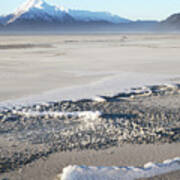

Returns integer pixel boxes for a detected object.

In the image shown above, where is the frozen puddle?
[57,157,180,180]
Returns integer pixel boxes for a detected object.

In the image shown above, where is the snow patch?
[57,157,180,180]
[93,96,106,102]
[13,110,102,120]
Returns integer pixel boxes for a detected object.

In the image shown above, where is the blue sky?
[0,0,180,20]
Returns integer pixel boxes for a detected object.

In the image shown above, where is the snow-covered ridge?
[14,0,68,16]
[67,9,130,24]
[16,0,45,13]
[57,157,180,180]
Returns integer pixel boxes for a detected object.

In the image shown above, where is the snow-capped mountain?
[1,0,131,26]
[6,0,74,25]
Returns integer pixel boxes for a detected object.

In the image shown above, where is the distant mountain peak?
[8,0,47,24]
[15,0,48,15]
[7,0,69,24]
[161,13,180,30]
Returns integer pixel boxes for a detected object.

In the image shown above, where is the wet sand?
[1,144,180,180]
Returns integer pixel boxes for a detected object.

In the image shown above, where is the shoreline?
[0,72,179,111]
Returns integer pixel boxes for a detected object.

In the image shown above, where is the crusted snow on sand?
[13,110,102,120]
[57,157,180,180]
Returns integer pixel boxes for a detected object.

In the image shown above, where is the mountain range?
[0,0,130,26]
[0,0,179,32]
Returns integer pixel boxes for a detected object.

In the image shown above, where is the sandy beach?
[0,34,180,180]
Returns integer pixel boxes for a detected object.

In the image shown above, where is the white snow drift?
[57,157,180,180]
